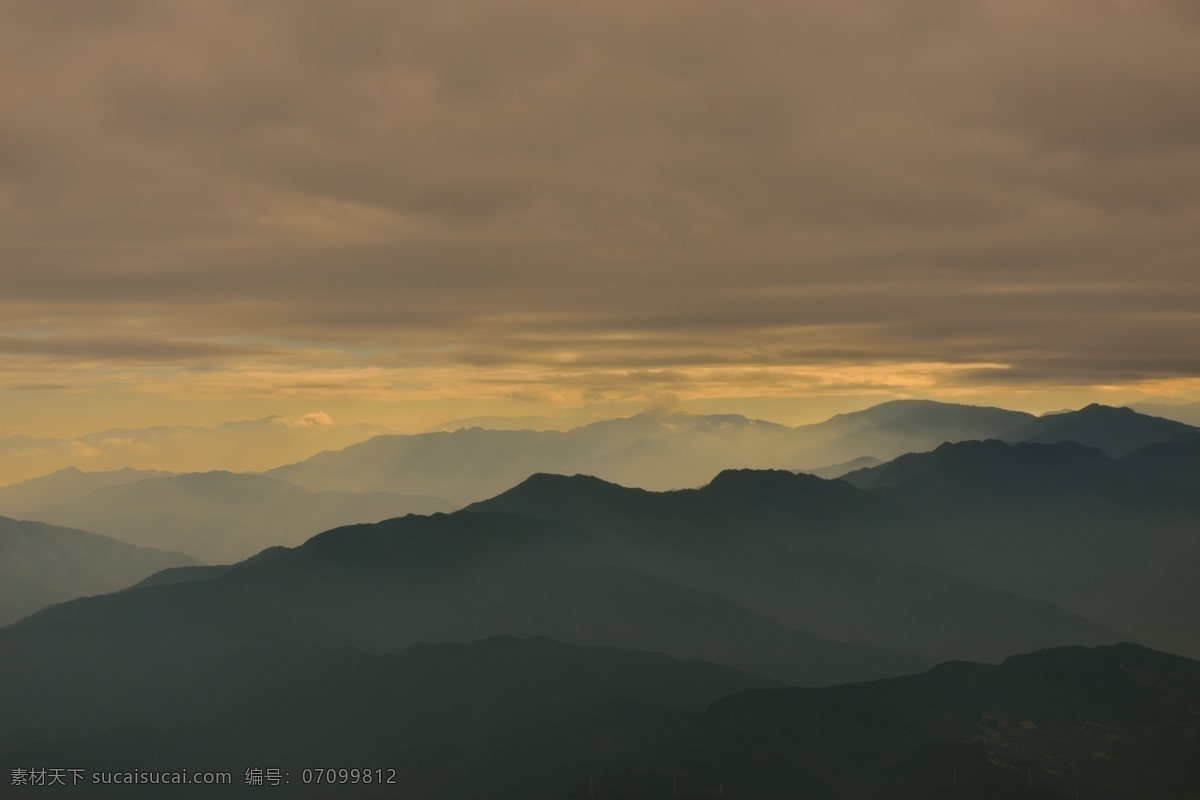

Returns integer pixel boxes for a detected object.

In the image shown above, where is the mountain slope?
[4,635,1195,798]
[0,511,926,743]
[70,641,1180,800]
[1118,432,1200,489]
[787,399,1035,467]
[265,415,721,500]
[620,642,1200,800]
[492,642,1199,800]
[24,471,456,562]
[1000,403,1199,456]
[802,455,882,478]
[0,517,200,625]
[837,439,1200,658]
[471,471,1122,664]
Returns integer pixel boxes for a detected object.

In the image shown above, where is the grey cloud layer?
[2,0,1199,393]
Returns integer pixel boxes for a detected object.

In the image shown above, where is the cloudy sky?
[3,0,1200,437]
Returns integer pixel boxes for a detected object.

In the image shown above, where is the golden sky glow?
[3,1,1200,439]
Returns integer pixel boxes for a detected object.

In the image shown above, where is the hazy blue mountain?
[0,510,926,744]
[523,401,1033,490]
[0,466,173,517]
[800,455,882,478]
[785,399,1034,467]
[265,414,720,500]
[471,471,1122,664]
[1128,398,1200,426]
[391,643,1198,800]
[424,412,611,432]
[266,400,1039,501]
[1000,403,1199,456]
[0,517,199,625]
[572,416,801,490]
[24,471,456,563]
[0,416,392,487]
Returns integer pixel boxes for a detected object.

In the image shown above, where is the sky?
[3,0,1200,438]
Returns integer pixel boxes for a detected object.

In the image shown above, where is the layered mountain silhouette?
[0,517,199,625]
[4,398,1199,798]
[0,510,928,747]
[21,471,456,563]
[266,400,1038,502]
[478,427,1200,662]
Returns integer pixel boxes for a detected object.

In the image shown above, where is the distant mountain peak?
[843,438,1124,492]
[472,472,646,515]
[1077,403,1134,415]
[1000,402,1199,456]
[519,471,621,489]
[702,468,827,496]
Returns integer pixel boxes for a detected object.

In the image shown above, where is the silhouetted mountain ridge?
[1001,403,1199,456]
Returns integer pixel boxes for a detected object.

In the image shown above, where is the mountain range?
[266,402,1198,503]
[3,398,1199,797]
[0,415,390,487]
[5,431,1196,741]
[264,401,1031,502]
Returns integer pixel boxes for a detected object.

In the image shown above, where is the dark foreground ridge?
[4,639,1197,799]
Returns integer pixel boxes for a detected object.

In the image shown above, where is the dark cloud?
[1,0,1199,402]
